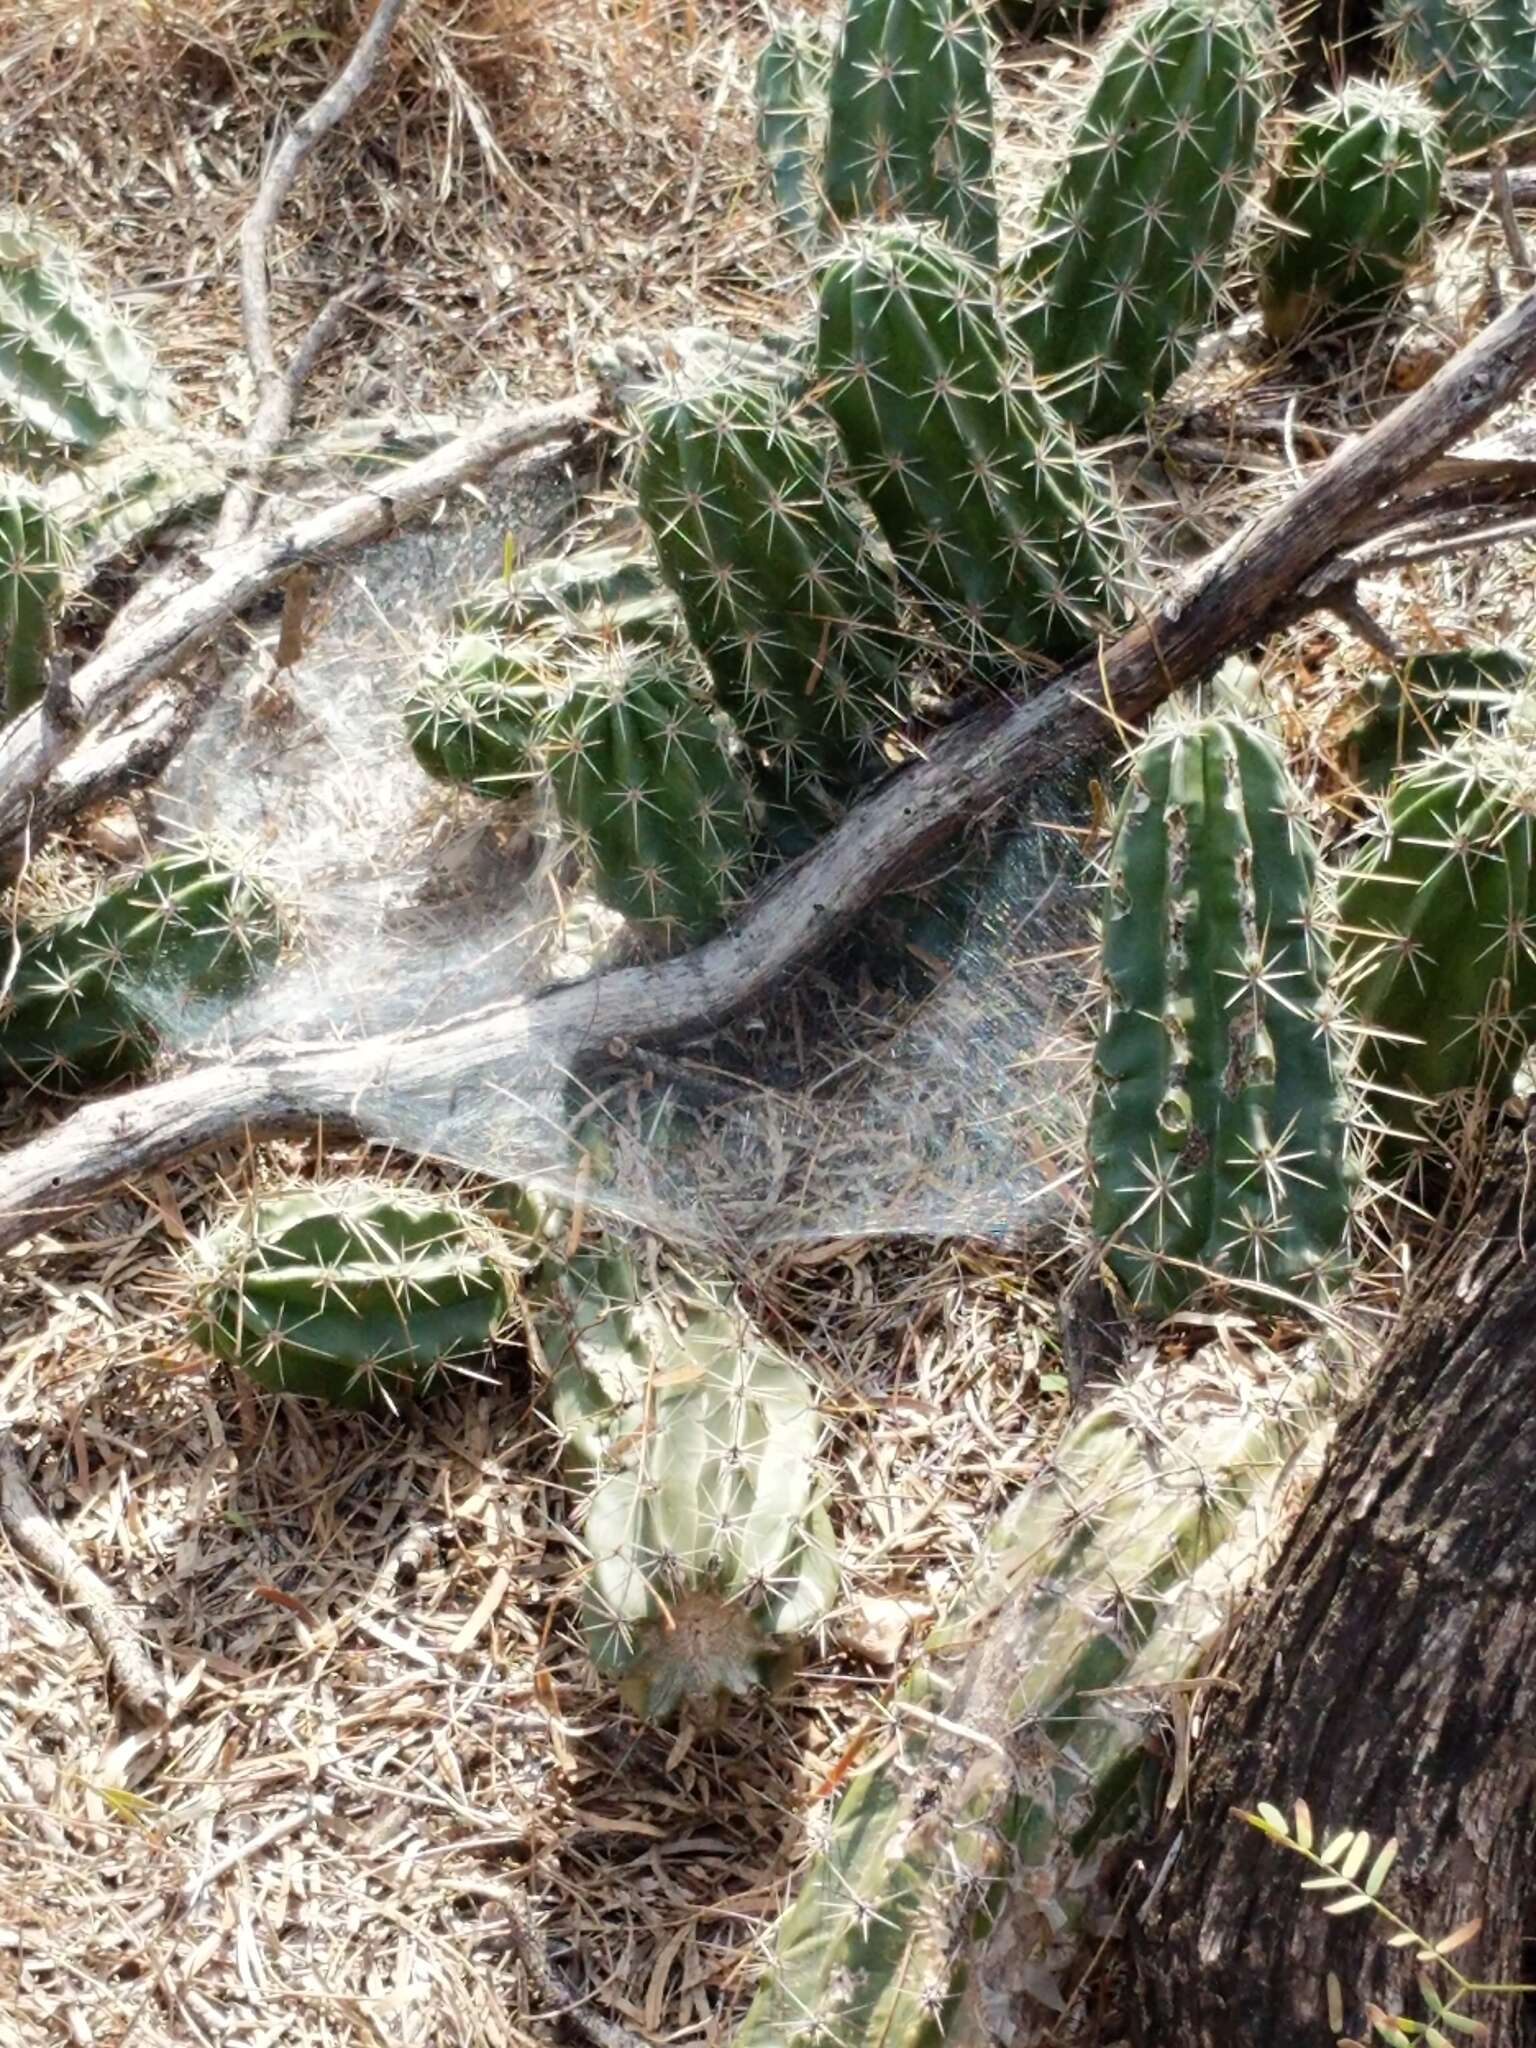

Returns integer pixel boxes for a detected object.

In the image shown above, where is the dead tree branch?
[0,1432,168,1723]
[6,290,1536,1253]
[215,0,411,546]
[0,390,600,855]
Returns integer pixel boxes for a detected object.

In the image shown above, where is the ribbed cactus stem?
[634,378,908,807]
[0,848,282,1091]
[1383,0,1536,153]
[0,212,175,471]
[191,1183,522,1410]
[403,631,558,798]
[823,0,999,265]
[1088,713,1354,1317]
[0,474,68,720]
[1008,0,1274,438]
[1259,82,1445,342]
[546,648,757,941]
[1337,718,1536,1128]
[1341,647,1529,794]
[756,21,832,255]
[733,1361,1328,2048]
[816,224,1132,671]
[531,1234,838,1724]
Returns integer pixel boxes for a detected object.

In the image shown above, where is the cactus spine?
[532,1234,837,1724]
[0,850,281,1091]
[403,632,557,798]
[1008,0,1273,438]
[1259,82,1445,342]
[0,475,68,719]
[823,0,999,265]
[634,379,907,803]
[1383,0,1536,153]
[191,1184,520,1409]
[734,1362,1326,2048]
[1341,647,1529,794]
[1337,721,1536,1123]
[816,225,1131,669]
[546,648,756,940]
[0,213,175,472]
[756,21,832,255]
[1089,714,1353,1317]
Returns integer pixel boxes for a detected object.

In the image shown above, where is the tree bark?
[1133,1128,1536,2047]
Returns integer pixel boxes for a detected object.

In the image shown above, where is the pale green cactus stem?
[1088,711,1355,1318]
[823,0,1000,265]
[633,376,908,814]
[0,211,175,472]
[190,1182,524,1411]
[1382,0,1536,153]
[545,646,758,941]
[450,541,681,650]
[530,1228,838,1725]
[1007,0,1275,439]
[756,19,832,255]
[733,1358,1328,2048]
[0,473,69,720]
[1336,716,1536,1136]
[1258,81,1445,342]
[816,223,1133,672]
[0,848,282,1092]
[42,431,225,567]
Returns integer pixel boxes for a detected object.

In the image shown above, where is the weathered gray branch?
[0,390,599,854]
[216,0,411,545]
[7,288,1536,1253]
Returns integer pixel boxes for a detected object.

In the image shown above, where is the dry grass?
[4,3,1536,2045]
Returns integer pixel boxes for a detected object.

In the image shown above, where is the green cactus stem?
[1088,712,1354,1318]
[756,20,832,254]
[1340,647,1529,794]
[816,224,1132,671]
[634,377,908,806]
[0,212,175,472]
[1008,0,1274,438]
[0,473,68,720]
[546,647,757,940]
[1336,719,1536,1129]
[531,1232,838,1724]
[733,1358,1327,2048]
[1259,82,1445,342]
[0,849,282,1092]
[403,631,559,798]
[1382,0,1536,154]
[823,0,999,265]
[191,1183,521,1410]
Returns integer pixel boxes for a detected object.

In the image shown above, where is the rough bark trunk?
[1133,1131,1536,2047]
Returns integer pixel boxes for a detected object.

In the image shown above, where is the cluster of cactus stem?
[1340,647,1531,793]
[185,1173,840,1724]
[0,847,283,1092]
[1088,711,1355,1318]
